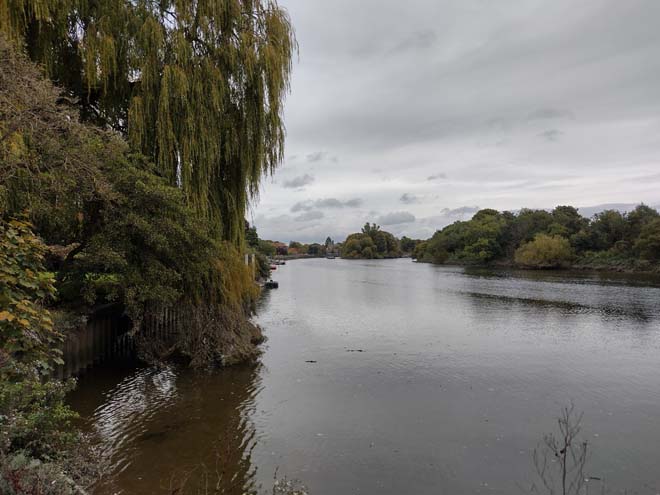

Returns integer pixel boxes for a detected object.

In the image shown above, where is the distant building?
[272,241,288,256]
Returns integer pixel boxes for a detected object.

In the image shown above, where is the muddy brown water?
[68,258,660,494]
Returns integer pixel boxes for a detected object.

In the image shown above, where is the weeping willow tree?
[1,0,295,243]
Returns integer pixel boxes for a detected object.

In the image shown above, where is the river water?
[69,258,660,494]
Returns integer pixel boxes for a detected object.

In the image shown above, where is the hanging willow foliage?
[1,0,296,243]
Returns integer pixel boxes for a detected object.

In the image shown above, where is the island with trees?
[341,223,403,259]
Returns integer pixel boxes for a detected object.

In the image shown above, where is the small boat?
[326,255,336,259]
[265,280,279,289]
[270,264,277,270]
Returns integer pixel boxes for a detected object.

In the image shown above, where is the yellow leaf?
[0,311,15,322]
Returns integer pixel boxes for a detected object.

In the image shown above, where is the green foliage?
[400,236,420,254]
[1,37,260,322]
[361,222,381,236]
[412,241,428,261]
[635,218,660,261]
[0,373,78,460]
[627,204,659,239]
[514,234,573,268]
[342,233,377,259]
[0,217,60,372]
[415,204,659,271]
[551,205,588,238]
[257,239,276,257]
[342,224,401,259]
[424,209,508,264]
[245,224,259,249]
[56,154,226,320]
[255,253,272,280]
[2,0,296,244]
[589,210,628,251]
[0,217,89,493]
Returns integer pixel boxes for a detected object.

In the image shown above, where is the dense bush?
[514,234,573,268]
[0,218,93,493]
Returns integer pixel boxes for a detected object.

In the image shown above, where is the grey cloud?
[400,193,420,204]
[305,151,339,163]
[539,129,563,142]
[391,29,437,53]
[527,108,575,121]
[291,200,314,212]
[291,198,363,212]
[316,198,343,208]
[283,174,315,188]
[306,151,327,162]
[295,210,325,222]
[441,206,480,217]
[344,198,364,207]
[378,211,416,225]
[427,173,448,181]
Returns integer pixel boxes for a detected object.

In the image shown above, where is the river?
[68,258,660,494]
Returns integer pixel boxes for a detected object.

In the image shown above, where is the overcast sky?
[251,0,660,243]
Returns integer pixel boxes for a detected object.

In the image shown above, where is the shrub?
[0,217,60,372]
[514,234,573,268]
[0,217,93,493]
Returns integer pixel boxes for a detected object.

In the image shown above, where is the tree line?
[329,205,659,270]
[414,205,660,270]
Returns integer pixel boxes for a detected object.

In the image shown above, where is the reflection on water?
[71,363,263,494]
[69,260,660,494]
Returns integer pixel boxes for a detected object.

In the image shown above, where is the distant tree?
[257,240,276,257]
[570,229,599,253]
[627,204,659,240]
[515,234,573,268]
[549,205,587,238]
[342,234,376,259]
[361,223,381,236]
[341,228,400,259]
[245,223,259,249]
[307,243,324,256]
[400,236,418,253]
[590,210,628,250]
[412,241,428,261]
[289,241,302,249]
[507,208,554,251]
[634,218,660,261]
